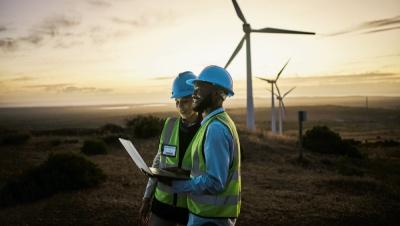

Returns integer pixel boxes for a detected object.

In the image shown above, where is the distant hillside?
[226,96,400,109]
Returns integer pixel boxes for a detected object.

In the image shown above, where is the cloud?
[363,25,400,34]
[25,83,113,93]
[0,35,43,51]
[282,72,400,87]
[54,40,84,49]
[20,34,43,45]
[111,17,143,27]
[111,10,176,28]
[150,76,174,80]
[10,76,36,82]
[87,0,112,8]
[363,15,400,28]
[0,38,18,51]
[32,15,81,38]
[0,15,81,52]
[63,86,113,93]
[25,83,73,92]
[326,15,400,36]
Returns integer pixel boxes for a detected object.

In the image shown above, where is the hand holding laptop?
[119,138,190,180]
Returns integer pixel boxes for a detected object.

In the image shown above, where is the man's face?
[175,96,195,119]
[192,81,214,113]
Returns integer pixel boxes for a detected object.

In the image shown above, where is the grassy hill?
[0,104,399,225]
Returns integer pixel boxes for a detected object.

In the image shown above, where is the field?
[0,98,399,226]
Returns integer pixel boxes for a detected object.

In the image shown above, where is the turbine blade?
[232,0,247,24]
[283,86,296,98]
[225,35,246,69]
[274,83,281,97]
[276,59,290,81]
[281,101,286,118]
[252,27,315,35]
[265,88,278,97]
[256,76,273,83]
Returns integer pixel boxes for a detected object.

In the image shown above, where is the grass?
[0,105,399,225]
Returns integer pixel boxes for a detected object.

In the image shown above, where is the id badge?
[162,144,177,157]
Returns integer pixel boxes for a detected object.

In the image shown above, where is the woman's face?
[175,96,195,119]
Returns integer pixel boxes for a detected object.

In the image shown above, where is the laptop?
[119,138,190,180]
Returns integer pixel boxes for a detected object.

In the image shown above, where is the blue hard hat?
[186,65,234,96]
[171,71,197,98]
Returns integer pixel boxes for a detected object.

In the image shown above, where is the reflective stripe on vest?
[191,193,240,206]
[154,117,193,208]
[187,112,241,218]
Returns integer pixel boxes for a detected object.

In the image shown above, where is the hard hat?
[171,71,197,98]
[186,65,234,96]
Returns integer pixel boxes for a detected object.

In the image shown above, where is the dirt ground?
[0,105,399,226]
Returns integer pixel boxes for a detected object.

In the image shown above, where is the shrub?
[1,132,31,145]
[99,123,125,134]
[101,134,129,146]
[125,115,164,139]
[81,139,108,155]
[302,126,342,153]
[0,153,106,207]
[302,126,363,158]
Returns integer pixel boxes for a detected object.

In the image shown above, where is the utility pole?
[298,111,307,159]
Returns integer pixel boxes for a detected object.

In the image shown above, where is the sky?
[0,0,399,107]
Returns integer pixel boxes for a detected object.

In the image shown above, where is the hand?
[138,197,151,226]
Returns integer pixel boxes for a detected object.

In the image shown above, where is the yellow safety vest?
[187,111,241,218]
[154,117,193,208]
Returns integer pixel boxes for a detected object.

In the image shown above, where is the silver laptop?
[119,138,189,180]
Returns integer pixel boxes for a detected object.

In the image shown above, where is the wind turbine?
[224,0,315,131]
[256,60,290,134]
[275,85,296,135]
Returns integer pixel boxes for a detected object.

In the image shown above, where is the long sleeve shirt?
[143,151,160,198]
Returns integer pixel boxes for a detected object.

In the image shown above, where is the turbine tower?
[225,0,315,131]
[275,85,296,135]
[256,60,290,133]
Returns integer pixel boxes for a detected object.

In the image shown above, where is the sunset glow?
[0,0,399,107]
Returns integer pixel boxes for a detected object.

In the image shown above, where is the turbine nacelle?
[256,77,276,84]
[242,23,251,33]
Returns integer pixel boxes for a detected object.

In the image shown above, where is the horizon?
[1,95,398,109]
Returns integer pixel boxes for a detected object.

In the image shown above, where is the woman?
[139,71,201,226]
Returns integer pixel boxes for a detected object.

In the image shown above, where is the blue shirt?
[172,107,235,226]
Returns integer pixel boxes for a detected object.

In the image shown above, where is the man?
[139,71,202,226]
[167,65,241,226]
